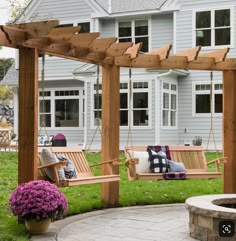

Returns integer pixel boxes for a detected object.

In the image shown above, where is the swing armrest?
[207,157,227,172]
[125,158,139,181]
[125,158,139,167]
[207,157,227,166]
[38,161,67,169]
[89,158,121,168]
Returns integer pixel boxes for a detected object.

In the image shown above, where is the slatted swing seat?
[38,147,120,187]
[124,145,226,181]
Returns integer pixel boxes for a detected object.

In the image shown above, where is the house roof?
[1,62,18,86]
[95,0,168,14]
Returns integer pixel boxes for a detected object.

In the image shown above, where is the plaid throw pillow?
[147,147,168,173]
[163,172,186,180]
[57,154,77,179]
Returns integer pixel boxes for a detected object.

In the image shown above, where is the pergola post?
[18,48,39,184]
[101,65,120,206]
[223,70,236,193]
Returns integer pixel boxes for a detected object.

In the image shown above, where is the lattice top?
[0,20,233,70]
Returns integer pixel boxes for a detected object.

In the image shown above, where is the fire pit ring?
[185,194,236,241]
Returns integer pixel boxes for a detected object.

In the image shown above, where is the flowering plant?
[9,180,68,221]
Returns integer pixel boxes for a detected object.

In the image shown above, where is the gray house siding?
[23,0,93,22]
[179,0,234,10]
[174,0,236,149]
[99,19,116,37]
[178,73,223,149]
[151,13,173,49]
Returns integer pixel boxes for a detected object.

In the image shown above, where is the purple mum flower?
[9,180,68,221]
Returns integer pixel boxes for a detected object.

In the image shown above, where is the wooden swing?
[37,58,120,187]
[38,146,120,187]
[124,46,227,181]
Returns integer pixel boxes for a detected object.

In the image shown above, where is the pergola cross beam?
[0,20,232,69]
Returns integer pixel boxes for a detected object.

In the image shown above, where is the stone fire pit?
[185,194,236,241]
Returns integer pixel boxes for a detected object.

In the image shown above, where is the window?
[118,20,149,52]
[77,22,90,33]
[195,9,231,47]
[55,23,73,28]
[162,82,177,127]
[193,83,222,115]
[39,89,83,128]
[39,91,51,127]
[93,83,102,125]
[93,81,150,127]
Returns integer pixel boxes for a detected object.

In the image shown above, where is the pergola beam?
[115,51,234,70]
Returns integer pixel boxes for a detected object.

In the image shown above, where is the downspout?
[83,80,88,150]
[108,0,112,14]
[155,69,173,144]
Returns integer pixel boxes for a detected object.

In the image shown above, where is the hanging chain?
[39,53,49,141]
[126,66,134,153]
[206,71,219,158]
[85,65,101,152]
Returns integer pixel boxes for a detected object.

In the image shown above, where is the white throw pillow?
[127,150,150,174]
[40,149,65,181]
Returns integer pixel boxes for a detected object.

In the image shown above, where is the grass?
[0,151,223,241]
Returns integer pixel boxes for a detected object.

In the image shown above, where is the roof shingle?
[95,0,168,14]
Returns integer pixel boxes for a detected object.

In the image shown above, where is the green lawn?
[0,151,223,241]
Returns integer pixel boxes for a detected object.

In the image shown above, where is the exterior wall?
[99,19,116,37]
[178,73,223,149]
[175,0,236,149]
[23,0,92,22]
[151,13,173,49]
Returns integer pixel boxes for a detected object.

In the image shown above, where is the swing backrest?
[125,145,208,172]
[38,146,93,177]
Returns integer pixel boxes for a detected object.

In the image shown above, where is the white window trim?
[39,87,83,130]
[116,17,151,52]
[161,79,178,130]
[91,78,152,130]
[192,7,234,49]
[192,81,223,117]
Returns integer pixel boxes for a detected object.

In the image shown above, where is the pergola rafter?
[0,20,232,68]
[0,20,236,206]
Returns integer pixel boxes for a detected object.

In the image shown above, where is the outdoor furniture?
[124,145,226,181]
[38,146,120,187]
[0,129,18,151]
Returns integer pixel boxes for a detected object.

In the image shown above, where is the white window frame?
[116,18,151,52]
[192,81,223,117]
[39,87,83,130]
[193,7,234,49]
[91,80,152,129]
[161,80,178,129]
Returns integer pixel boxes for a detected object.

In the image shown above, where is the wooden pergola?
[1,20,236,206]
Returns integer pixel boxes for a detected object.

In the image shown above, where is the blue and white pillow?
[57,154,77,179]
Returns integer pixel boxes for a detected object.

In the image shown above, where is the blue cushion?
[168,160,186,172]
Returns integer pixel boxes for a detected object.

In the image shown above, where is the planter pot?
[25,218,51,234]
